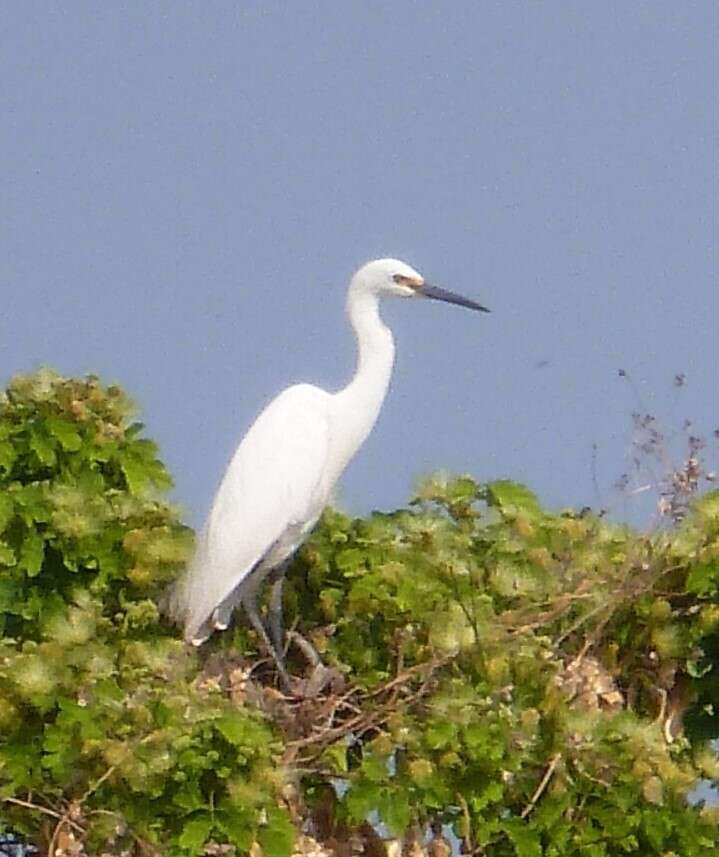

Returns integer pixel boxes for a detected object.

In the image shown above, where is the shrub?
[0,371,287,855]
[1,370,719,856]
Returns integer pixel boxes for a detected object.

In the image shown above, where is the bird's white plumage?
[170,257,487,659]
[180,383,332,642]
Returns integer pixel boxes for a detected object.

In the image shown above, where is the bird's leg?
[286,629,322,667]
[267,564,338,697]
[267,563,288,657]
[286,629,345,698]
[267,563,326,671]
[242,590,292,693]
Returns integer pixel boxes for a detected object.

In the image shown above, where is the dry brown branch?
[283,656,450,767]
[2,796,85,836]
[500,586,596,635]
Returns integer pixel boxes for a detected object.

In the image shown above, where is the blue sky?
[3,3,719,527]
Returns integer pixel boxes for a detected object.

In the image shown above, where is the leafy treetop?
[1,370,719,857]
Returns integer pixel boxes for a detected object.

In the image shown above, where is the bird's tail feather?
[159,527,209,641]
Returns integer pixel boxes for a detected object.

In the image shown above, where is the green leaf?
[125,422,146,439]
[19,530,44,576]
[446,476,479,506]
[0,441,16,474]
[345,781,382,821]
[216,716,249,747]
[0,540,16,567]
[470,781,504,812]
[0,575,19,611]
[426,719,458,749]
[485,480,542,518]
[217,809,255,851]
[361,751,389,782]
[257,806,294,857]
[336,548,366,574]
[686,562,718,596]
[642,809,673,850]
[322,742,348,773]
[13,484,50,524]
[686,656,713,678]
[120,457,148,495]
[502,819,542,857]
[46,417,82,452]
[691,490,719,521]
[178,815,213,852]
[29,429,56,467]
[380,789,411,835]
[0,494,15,533]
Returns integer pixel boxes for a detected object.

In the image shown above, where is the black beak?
[418,284,490,313]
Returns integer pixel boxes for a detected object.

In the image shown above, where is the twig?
[366,656,450,698]
[48,811,72,857]
[500,586,595,635]
[2,797,85,835]
[555,602,612,646]
[288,708,387,750]
[80,764,117,804]
[521,753,561,819]
[282,654,449,768]
[568,637,594,671]
[391,646,405,705]
[457,793,473,854]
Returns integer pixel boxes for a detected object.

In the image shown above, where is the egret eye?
[393,273,419,288]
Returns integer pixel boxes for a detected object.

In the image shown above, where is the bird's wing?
[175,384,332,642]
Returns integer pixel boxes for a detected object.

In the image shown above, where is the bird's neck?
[333,288,395,452]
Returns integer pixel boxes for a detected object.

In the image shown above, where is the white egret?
[171,258,488,689]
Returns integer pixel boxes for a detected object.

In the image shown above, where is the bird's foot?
[285,630,346,698]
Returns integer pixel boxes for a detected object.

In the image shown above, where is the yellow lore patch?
[392,273,424,289]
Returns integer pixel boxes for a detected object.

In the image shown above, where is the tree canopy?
[1,370,718,856]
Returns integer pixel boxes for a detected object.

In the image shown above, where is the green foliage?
[0,371,285,855]
[2,370,719,856]
[283,474,719,855]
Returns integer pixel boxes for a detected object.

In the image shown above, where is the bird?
[171,258,489,690]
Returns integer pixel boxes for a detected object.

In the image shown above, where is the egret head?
[351,258,489,312]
